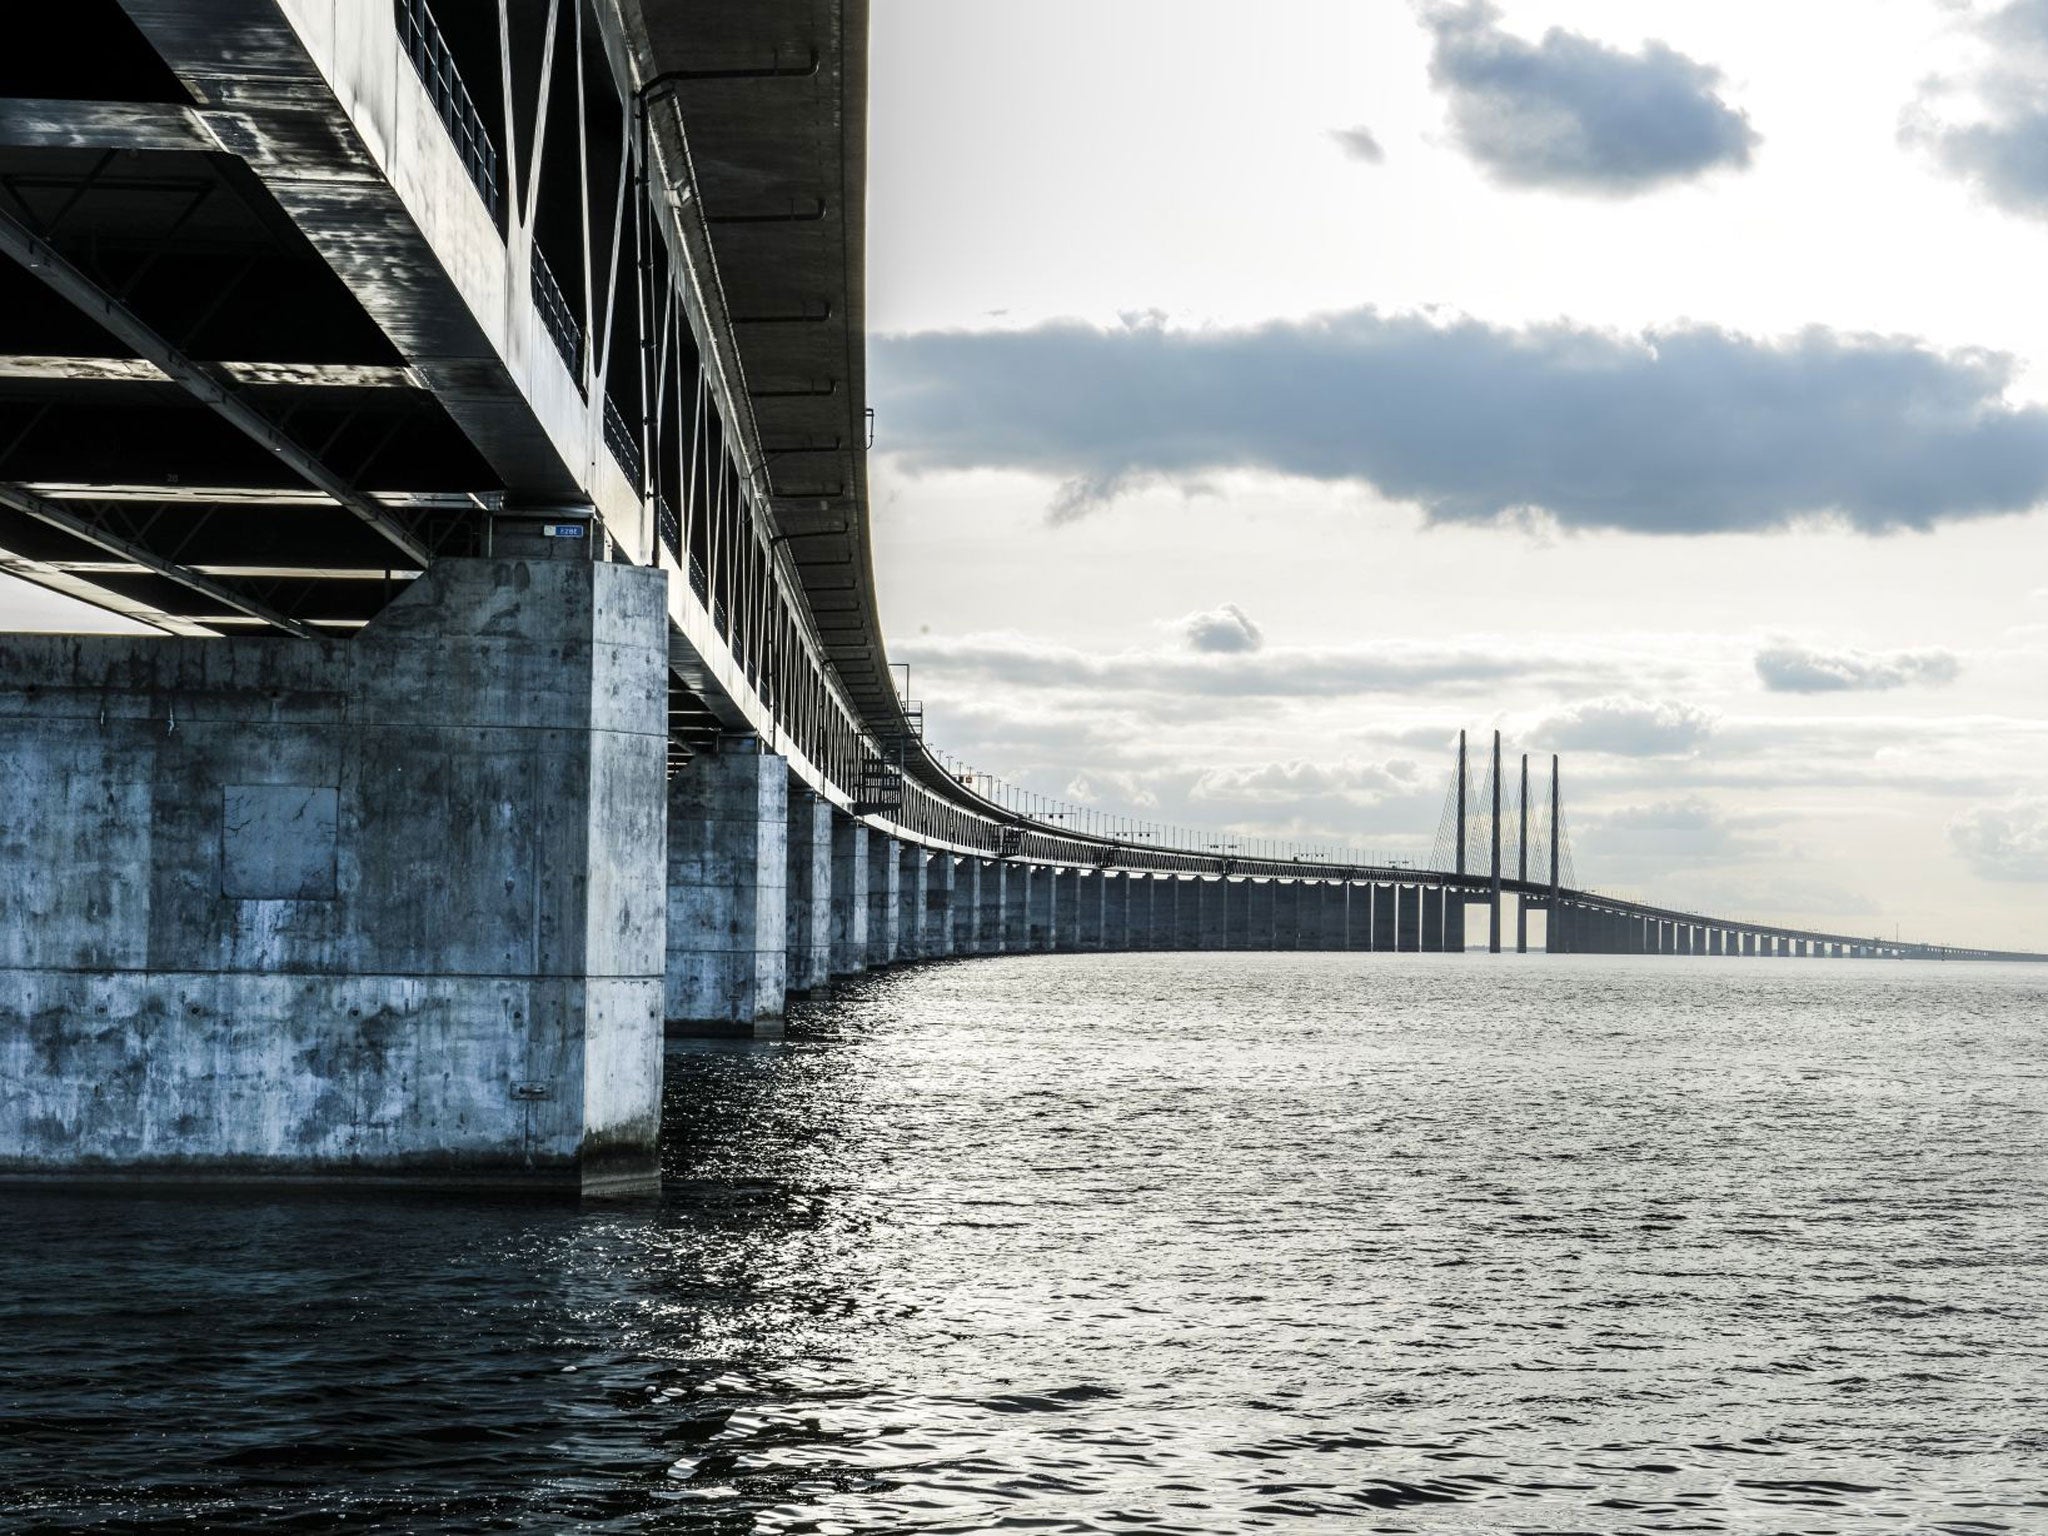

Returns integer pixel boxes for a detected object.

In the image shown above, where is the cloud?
[871,310,2048,533]
[1531,696,1716,755]
[1179,603,1264,654]
[1189,758,1423,806]
[1329,124,1386,163]
[889,629,1651,703]
[1949,795,2048,881]
[1903,2,2048,219]
[1421,1,1758,195]
[1753,642,1963,694]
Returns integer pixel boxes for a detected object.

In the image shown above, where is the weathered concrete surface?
[666,748,787,1035]
[1103,873,1129,951]
[952,858,982,955]
[786,791,834,993]
[1248,880,1275,950]
[1374,884,1397,951]
[899,843,929,961]
[924,853,956,959]
[1004,864,1031,950]
[0,559,669,1194]
[1347,884,1373,950]
[1027,866,1055,952]
[1273,882,1301,952]
[978,862,1007,953]
[1198,880,1228,951]
[830,817,869,977]
[866,835,901,967]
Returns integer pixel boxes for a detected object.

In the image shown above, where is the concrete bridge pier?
[866,837,902,967]
[1174,879,1204,949]
[978,862,1008,953]
[664,743,788,1038]
[1005,865,1034,950]
[951,858,982,955]
[1446,893,1467,953]
[0,558,670,1195]
[1374,884,1398,950]
[1273,882,1301,951]
[1422,888,1445,952]
[1074,870,1106,951]
[1103,873,1130,950]
[1198,879,1230,950]
[925,854,957,959]
[787,792,835,996]
[1321,884,1352,951]
[1227,879,1253,949]
[1247,881,1276,949]
[1027,867,1057,951]
[899,844,930,961]
[1398,886,1423,952]
[1349,885,1374,950]
[830,818,870,977]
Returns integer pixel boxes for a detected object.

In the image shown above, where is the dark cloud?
[1531,697,1716,755]
[1949,795,2048,881]
[1329,125,1386,163]
[873,309,2048,533]
[1903,2,2048,218]
[1753,642,1962,693]
[1422,1,1758,195]
[1179,603,1264,654]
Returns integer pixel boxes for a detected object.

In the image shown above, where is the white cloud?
[1178,603,1264,654]
[1754,641,1962,693]
[1531,697,1717,756]
[1950,795,2048,881]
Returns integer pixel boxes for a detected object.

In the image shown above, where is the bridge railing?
[396,0,500,222]
[529,245,583,380]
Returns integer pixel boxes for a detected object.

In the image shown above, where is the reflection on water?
[5,955,2048,1533]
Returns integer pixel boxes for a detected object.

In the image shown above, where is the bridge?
[0,1,2036,1195]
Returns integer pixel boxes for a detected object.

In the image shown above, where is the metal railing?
[654,492,681,564]
[396,0,500,221]
[602,395,643,487]
[529,245,583,379]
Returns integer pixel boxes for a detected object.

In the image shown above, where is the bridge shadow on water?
[5,954,2048,1533]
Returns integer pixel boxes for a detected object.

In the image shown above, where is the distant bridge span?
[0,0,2037,1195]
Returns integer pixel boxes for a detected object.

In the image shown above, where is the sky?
[7,1,2046,948]
[860,0,2048,949]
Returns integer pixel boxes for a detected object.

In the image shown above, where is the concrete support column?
[1373,884,1397,951]
[830,817,869,977]
[1248,880,1276,949]
[785,788,835,997]
[1274,882,1303,951]
[666,745,788,1035]
[1321,884,1350,950]
[1174,878,1203,949]
[1074,870,1106,951]
[978,862,1008,953]
[1199,879,1230,949]
[925,853,957,959]
[1422,886,1445,952]
[898,843,929,962]
[1125,876,1151,950]
[1397,885,1422,952]
[1445,893,1467,953]
[1139,876,1170,948]
[866,835,902,967]
[0,558,669,1194]
[1103,872,1130,951]
[1348,884,1373,950]
[953,858,984,955]
[1027,865,1056,951]
[1054,868,1082,951]
[1226,879,1252,948]
[1005,864,1033,950]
